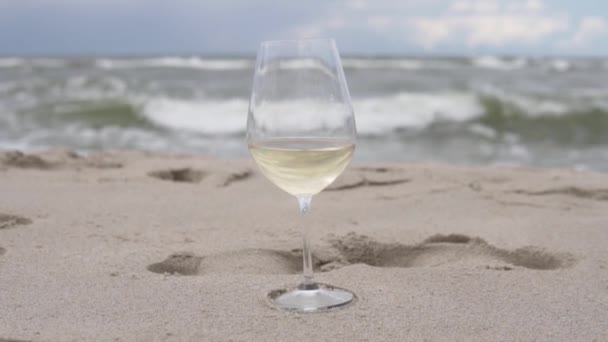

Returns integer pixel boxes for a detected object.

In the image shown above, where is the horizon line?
[1,52,608,59]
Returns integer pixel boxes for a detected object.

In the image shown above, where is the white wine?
[249,138,355,196]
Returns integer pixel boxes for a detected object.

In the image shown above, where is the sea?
[1,56,608,171]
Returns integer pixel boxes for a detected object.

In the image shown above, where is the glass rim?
[259,38,336,46]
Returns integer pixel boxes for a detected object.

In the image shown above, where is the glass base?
[270,282,354,312]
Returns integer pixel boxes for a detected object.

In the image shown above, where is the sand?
[1,149,607,341]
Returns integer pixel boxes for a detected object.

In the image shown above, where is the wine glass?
[247,38,357,312]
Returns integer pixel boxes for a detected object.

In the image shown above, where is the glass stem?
[297,195,314,286]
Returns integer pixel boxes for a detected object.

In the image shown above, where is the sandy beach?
[1,149,607,341]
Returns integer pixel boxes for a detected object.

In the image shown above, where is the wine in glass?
[247,38,357,312]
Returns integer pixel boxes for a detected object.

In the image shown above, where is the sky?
[0,0,606,56]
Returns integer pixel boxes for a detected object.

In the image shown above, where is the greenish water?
[1,56,608,170]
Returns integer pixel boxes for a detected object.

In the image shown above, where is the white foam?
[353,92,483,134]
[469,124,497,139]
[508,144,531,159]
[96,57,253,70]
[0,110,21,132]
[342,58,425,70]
[251,100,352,132]
[30,59,67,68]
[0,140,31,151]
[0,58,24,68]
[141,97,248,134]
[36,75,129,103]
[472,56,527,70]
[550,59,570,72]
[277,59,327,70]
[137,92,484,136]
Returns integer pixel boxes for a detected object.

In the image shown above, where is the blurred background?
[1,0,608,170]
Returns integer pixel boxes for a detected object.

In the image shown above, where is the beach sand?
[1,150,607,341]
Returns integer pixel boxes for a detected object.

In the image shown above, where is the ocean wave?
[137,93,608,144]
[354,92,483,134]
[342,58,425,70]
[263,59,337,77]
[10,92,482,136]
[7,90,606,138]
[137,93,484,135]
[0,58,24,68]
[343,58,469,70]
[476,96,608,144]
[1,56,599,73]
[3,92,608,171]
[474,85,569,116]
[96,57,253,70]
[0,58,70,68]
[0,124,173,152]
[56,101,155,128]
[471,56,527,70]
[141,97,248,134]
[30,59,68,68]
[0,55,606,170]
[327,57,589,72]
[549,59,570,72]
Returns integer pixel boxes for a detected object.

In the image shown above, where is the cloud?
[0,0,605,55]
[287,0,422,39]
[450,0,544,13]
[367,15,393,32]
[559,16,608,47]
[410,15,569,49]
[408,0,569,49]
[286,0,577,53]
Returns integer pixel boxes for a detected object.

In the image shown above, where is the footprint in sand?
[148,168,252,187]
[0,150,122,170]
[0,214,32,230]
[147,253,204,275]
[512,186,608,202]
[216,169,253,187]
[1,151,52,169]
[147,249,301,275]
[0,247,5,256]
[328,167,410,191]
[325,233,574,271]
[148,168,206,183]
[147,233,573,276]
